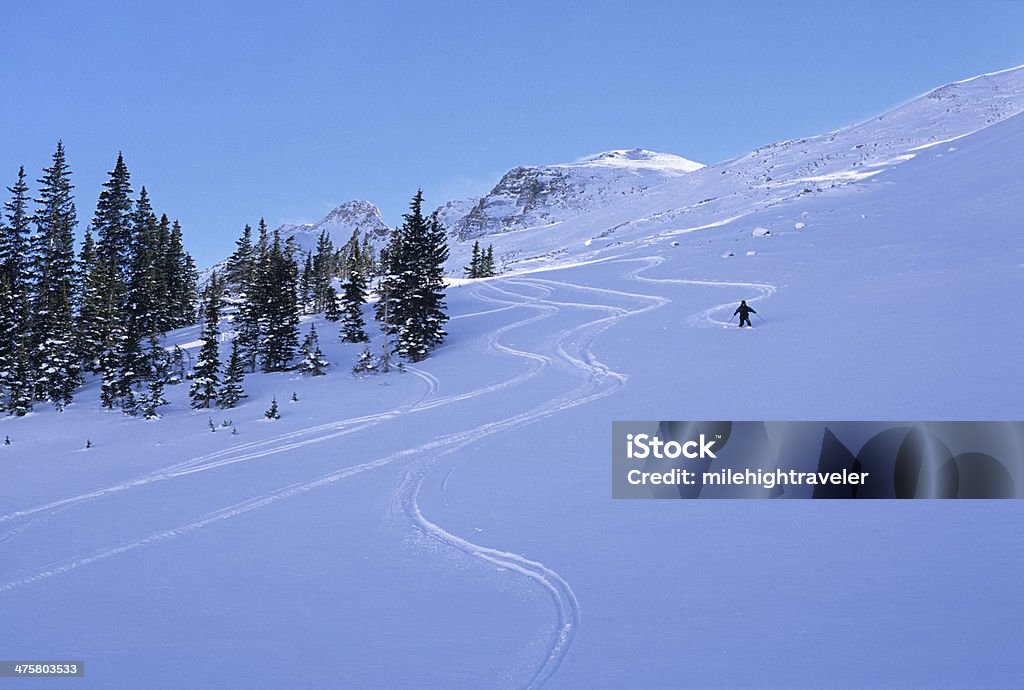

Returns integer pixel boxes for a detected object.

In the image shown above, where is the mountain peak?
[572,148,705,173]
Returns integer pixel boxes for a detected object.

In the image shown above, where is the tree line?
[1,142,489,419]
[0,143,197,416]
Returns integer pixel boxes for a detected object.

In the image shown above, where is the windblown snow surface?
[2,67,1023,688]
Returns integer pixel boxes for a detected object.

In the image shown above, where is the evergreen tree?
[339,254,369,343]
[1,166,31,328]
[257,229,299,371]
[126,187,161,338]
[32,141,81,408]
[189,274,222,409]
[298,322,328,376]
[464,240,481,278]
[265,396,280,419]
[0,167,32,398]
[167,220,197,328]
[6,337,34,416]
[482,245,496,277]
[224,224,256,291]
[75,229,108,371]
[299,252,314,313]
[324,286,342,322]
[384,191,449,362]
[139,376,168,420]
[217,340,246,409]
[352,346,378,375]
[89,153,134,402]
[311,230,336,313]
[235,218,270,372]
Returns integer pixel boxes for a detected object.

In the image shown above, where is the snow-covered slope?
[441,64,1024,274]
[3,66,1024,688]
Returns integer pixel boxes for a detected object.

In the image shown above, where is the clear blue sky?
[2,1,1023,267]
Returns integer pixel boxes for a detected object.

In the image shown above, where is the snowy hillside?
[2,66,1023,688]
[440,64,1024,274]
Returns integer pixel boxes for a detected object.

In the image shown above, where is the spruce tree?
[385,191,449,362]
[7,337,34,416]
[464,240,481,278]
[482,245,496,277]
[257,229,299,372]
[299,252,314,313]
[32,141,81,408]
[235,218,270,372]
[298,322,328,376]
[0,167,32,398]
[90,153,134,404]
[1,167,31,329]
[218,340,246,409]
[168,220,197,327]
[189,274,222,409]
[75,230,108,371]
[311,230,336,313]
[324,287,342,322]
[224,224,256,292]
[339,254,369,343]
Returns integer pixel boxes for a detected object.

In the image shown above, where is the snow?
[2,67,1024,687]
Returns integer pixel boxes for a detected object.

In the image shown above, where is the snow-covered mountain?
[438,65,1024,274]
[443,148,703,242]
[274,199,390,256]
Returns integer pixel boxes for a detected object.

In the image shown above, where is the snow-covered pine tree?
[168,220,197,328]
[339,252,369,343]
[218,339,246,409]
[298,252,312,314]
[324,286,342,322]
[235,219,270,372]
[89,152,135,404]
[0,167,33,398]
[352,345,377,375]
[31,141,81,408]
[6,337,34,416]
[224,224,256,292]
[74,229,107,371]
[189,274,222,409]
[373,226,402,331]
[298,322,329,376]
[257,229,299,372]
[482,245,496,277]
[264,396,280,419]
[140,376,168,420]
[464,240,481,278]
[388,191,449,362]
[127,187,161,339]
[311,230,336,313]
[1,167,31,333]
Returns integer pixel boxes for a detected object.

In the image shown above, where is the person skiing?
[733,300,756,327]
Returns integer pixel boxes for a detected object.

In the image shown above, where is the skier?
[733,300,756,328]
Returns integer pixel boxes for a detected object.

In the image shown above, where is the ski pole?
[756,312,765,323]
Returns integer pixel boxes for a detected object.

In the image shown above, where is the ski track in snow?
[1,256,778,687]
[622,255,777,326]
[0,284,557,532]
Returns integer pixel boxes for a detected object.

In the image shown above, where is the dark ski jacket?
[734,303,756,318]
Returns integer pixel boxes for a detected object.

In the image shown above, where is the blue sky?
[2,1,1023,267]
